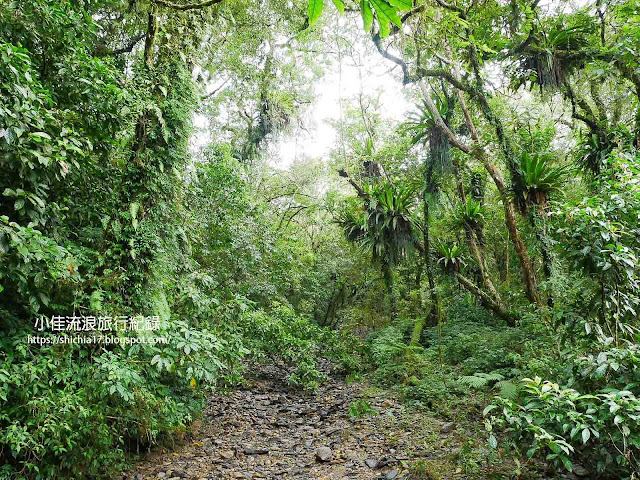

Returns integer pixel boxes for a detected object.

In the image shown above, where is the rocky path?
[126,364,467,480]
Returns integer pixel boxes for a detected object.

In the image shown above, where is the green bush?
[0,321,230,479]
[348,398,377,418]
[444,327,528,375]
[367,320,416,386]
[241,303,362,390]
[485,344,640,478]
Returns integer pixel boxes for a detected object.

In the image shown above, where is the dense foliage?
[1,0,639,478]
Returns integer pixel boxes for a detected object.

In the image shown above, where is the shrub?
[241,304,361,390]
[0,323,224,479]
[485,344,640,478]
[348,398,377,418]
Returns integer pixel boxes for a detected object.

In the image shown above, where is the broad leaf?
[370,0,402,38]
[332,0,345,14]
[361,0,374,32]
[308,0,324,26]
[387,0,412,10]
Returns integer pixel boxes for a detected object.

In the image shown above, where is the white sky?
[270,32,412,169]
[192,39,412,169]
[195,0,595,170]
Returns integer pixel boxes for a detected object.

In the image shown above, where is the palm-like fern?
[459,372,518,400]
[401,95,451,180]
[452,197,485,230]
[510,16,595,90]
[338,182,418,266]
[435,241,464,274]
[459,372,505,388]
[401,95,449,146]
[519,152,569,208]
[577,125,634,177]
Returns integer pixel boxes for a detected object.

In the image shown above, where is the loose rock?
[440,422,456,434]
[315,446,333,462]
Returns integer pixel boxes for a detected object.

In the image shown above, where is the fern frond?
[496,380,518,400]
[459,372,505,389]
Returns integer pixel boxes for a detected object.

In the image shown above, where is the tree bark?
[420,82,541,305]
[477,152,542,305]
[382,261,398,323]
[144,6,157,68]
[454,272,518,326]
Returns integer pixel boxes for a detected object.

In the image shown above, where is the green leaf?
[38,292,50,307]
[361,0,373,31]
[332,0,345,13]
[561,456,573,472]
[483,404,497,416]
[581,428,590,444]
[488,434,498,449]
[308,0,324,26]
[130,202,140,220]
[387,0,412,10]
[90,290,103,312]
[371,0,403,38]
[31,132,51,140]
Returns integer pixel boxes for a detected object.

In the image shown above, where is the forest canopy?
[0,0,639,478]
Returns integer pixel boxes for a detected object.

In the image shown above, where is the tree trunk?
[382,261,398,322]
[531,206,554,307]
[463,86,541,305]
[454,272,518,326]
[420,82,541,306]
[451,158,502,303]
[423,197,440,327]
[423,127,445,327]
[474,151,542,306]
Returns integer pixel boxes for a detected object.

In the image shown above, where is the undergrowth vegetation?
[2,0,640,479]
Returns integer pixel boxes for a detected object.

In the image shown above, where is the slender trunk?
[437,296,443,367]
[451,158,501,303]
[144,6,157,68]
[382,261,398,322]
[505,234,510,285]
[454,272,518,326]
[455,55,540,305]
[322,281,338,327]
[423,193,440,326]
[424,132,444,327]
[531,206,554,307]
[474,151,542,305]
[420,81,541,306]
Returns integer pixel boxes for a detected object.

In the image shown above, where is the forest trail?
[125,364,465,480]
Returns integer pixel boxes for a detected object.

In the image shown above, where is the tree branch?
[563,81,599,131]
[433,0,465,15]
[96,33,145,57]
[418,82,473,154]
[153,0,223,11]
[371,34,412,84]
[455,272,517,326]
[200,78,229,101]
[416,67,473,93]
[338,169,369,199]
